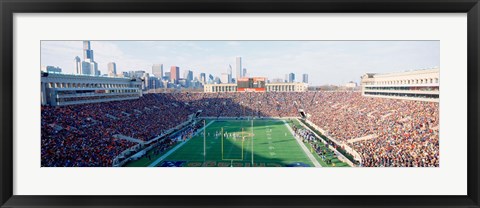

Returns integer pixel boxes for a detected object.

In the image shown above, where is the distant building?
[270,78,285,83]
[208,74,214,84]
[199,73,206,84]
[183,70,193,83]
[130,70,145,78]
[302,74,308,83]
[80,41,99,76]
[142,73,150,90]
[345,81,357,88]
[221,73,230,84]
[178,78,189,88]
[120,71,129,78]
[243,68,247,78]
[149,76,161,89]
[164,72,171,81]
[236,57,242,81]
[360,67,439,102]
[228,65,233,83]
[288,73,295,83]
[74,56,82,74]
[170,66,180,84]
[108,62,117,77]
[81,62,92,75]
[152,64,163,78]
[41,66,62,73]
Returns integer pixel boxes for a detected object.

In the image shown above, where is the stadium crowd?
[42,91,439,167]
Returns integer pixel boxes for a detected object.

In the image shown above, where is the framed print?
[1,0,479,207]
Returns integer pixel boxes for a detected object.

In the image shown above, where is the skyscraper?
[302,74,308,83]
[74,56,82,74]
[108,62,117,77]
[288,73,295,83]
[228,65,233,83]
[170,66,180,84]
[80,41,98,76]
[200,73,206,84]
[208,74,214,84]
[236,57,242,82]
[183,70,193,82]
[221,73,229,83]
[83,41,93,61]
[183,70,193,87]
[142,73,150,90]
[164,72,171,81]
[152,64,163,78]
[243,68,247,78]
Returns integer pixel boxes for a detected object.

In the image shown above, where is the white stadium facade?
[360,67,439,102]
[41,72,143,106]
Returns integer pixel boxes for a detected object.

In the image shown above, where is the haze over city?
[41,40,439,85]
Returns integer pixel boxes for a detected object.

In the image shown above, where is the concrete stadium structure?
[360,67,439,102]
[41,72,142,106]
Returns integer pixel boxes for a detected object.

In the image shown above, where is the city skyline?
[41,40,439,85]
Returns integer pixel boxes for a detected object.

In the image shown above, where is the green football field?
[153,119,316,167]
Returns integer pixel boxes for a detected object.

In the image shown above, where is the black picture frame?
[1,0,479,207]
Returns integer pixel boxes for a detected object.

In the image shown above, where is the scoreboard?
[237,77,266,92]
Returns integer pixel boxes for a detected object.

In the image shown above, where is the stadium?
[41,67,439,167]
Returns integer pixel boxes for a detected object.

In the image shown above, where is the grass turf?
[158,119,314,167]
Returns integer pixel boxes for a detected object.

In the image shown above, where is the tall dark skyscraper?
[200,73,206,84]
[170,66,180,84]
[228,64,233,83]
[83,41,94,61]
[302,74,308,83]
[288,73,295,83]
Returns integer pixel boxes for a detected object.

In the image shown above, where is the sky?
[41,41,439,85]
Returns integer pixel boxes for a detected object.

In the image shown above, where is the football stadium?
[41,74,439,167]
[40,41,439,168]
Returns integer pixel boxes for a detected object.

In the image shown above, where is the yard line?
[283,120,322,167]
[148,120,215,167]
